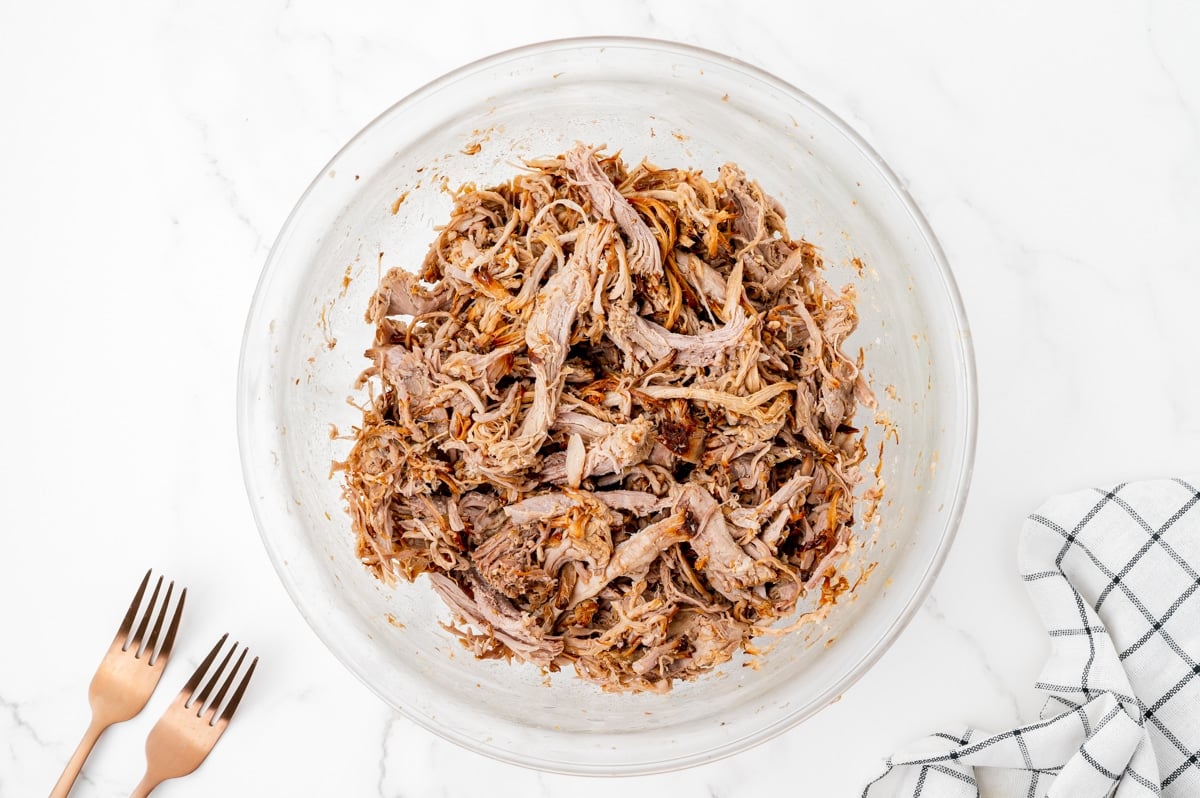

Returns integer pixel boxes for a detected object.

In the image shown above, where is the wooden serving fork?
[50,570,185,798]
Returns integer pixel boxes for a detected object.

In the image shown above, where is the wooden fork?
[129,634,258,797]
[50,570,185,798]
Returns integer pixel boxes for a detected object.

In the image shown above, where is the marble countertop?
[3,1,1198,795]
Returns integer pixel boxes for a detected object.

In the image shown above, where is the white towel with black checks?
[863,477,1200,797]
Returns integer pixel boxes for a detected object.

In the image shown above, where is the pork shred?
[340,145,876,693]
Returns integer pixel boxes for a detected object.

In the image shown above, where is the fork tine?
[218,655,258,724]
[144,581,174,664]
[116,570,152,646]
[182,634,228,704]
[153,588,186,666]
[193,642,237,714]
[130,576,164,654]
[205,647,248,722]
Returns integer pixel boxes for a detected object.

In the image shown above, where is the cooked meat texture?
[340,144,876,692]
[569,510,690,606]
[675,483,775,602]
[607,301,753,367]
[429,572,563,666]
[539,416,656,485]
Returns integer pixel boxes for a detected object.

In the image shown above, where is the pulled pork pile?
[341,145,876,692]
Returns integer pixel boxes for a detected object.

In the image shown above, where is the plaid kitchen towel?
[863,477,1200,797]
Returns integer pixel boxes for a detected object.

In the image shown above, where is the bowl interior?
[239,39,974,775]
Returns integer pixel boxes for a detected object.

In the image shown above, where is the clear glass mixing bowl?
[238,37,976,775]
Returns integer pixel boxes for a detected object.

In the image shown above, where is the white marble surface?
[2,1,1198,795]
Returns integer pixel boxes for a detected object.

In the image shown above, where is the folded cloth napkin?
[863,477,1200,797]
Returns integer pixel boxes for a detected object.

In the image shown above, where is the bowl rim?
[237,34,978,776]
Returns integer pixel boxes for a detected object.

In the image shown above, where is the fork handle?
[49,717,107,798]
[129,774,159,798]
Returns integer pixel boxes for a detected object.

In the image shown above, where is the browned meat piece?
[503,489,666,527]
[471,527,555,604]
[370,345,435,405]
[675,250,727,306]
[565,147,662,278]
[730,471,814,533]
[428,573,563,666]
[540,416,656,484]
[456,491,507,538]
[818,358,859,432]
[675,484,775,601]
[606,302,754,368]
[502,492,580,525]
[550,409,613,439]
[718,163,767,245]
[671,612,747,671]
[822,294,859,349]
[592,490,668,516]
[762,241,819,295]
[540,493,616,576]
[440,344,520,385]
[570,511,690,606]
[366,267,450,322]
[631,639,683,677]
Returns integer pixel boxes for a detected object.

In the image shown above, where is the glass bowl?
[238,37,976,775]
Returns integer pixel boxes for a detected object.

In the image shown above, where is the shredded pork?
[339,145,877,692]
